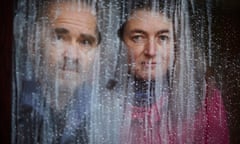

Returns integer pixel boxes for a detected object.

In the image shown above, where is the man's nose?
[62,40,79,59]
[144,38,157,57]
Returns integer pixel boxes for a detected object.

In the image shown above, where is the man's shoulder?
[21,79,41,94]
[19,79,45,114]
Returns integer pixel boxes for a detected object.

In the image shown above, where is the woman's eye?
[132,35,145,43]
[159,35,169,42]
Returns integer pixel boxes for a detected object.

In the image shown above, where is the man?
[14,0,100,143]
[39,0,100,110]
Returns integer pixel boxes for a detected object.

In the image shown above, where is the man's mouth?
[61,57,81,72]
[59,61,80,73]
[63,65,79,72]
[56,63,81,80]
[141,61,157,69]
[58,69,80,80]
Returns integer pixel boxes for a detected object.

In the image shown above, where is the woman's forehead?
[129,10,171,22]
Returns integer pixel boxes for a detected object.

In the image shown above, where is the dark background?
[211,1,240,143]
[1,0,13,143]
[1,0,240,143]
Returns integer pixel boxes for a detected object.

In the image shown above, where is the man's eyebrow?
[54,28,69,34]
[80,34,96,43]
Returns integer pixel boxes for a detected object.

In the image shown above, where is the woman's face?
[123,10,174,80]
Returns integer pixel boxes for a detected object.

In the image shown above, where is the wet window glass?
[11,0,240,144]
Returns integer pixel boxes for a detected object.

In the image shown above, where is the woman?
[115,1,229,143]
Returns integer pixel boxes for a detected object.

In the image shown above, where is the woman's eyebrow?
[129,29,147,35]
[157,29,169,34]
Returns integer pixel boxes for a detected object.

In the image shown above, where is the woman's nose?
[144,38,157,57]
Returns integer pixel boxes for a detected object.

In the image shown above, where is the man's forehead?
[48,1,96,17]
[47,2,97,30]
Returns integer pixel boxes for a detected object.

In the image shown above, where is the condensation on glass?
[12,0,232,144]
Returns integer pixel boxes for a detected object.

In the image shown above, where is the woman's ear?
[205,66,217,88]
[118,22,126,40]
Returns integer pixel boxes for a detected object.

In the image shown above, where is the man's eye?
[56,34,65,41]
[79,39,93,46]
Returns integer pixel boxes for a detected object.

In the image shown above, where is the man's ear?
[26,31,36,59]
[26,21,48,67]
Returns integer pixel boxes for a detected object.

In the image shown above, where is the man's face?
[43,2,98,90]
[123,10,173,80]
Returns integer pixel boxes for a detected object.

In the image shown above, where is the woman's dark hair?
[118,0,175,40]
